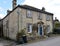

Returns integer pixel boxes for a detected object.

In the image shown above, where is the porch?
[26,21,48,41]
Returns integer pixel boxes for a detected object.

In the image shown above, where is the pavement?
[0,38,16,46]
[0,35,60,46]
[17,36,60,46]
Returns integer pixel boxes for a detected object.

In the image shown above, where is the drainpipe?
[17,8,19,32]
[17,8,22,32]
[20,10,22,30]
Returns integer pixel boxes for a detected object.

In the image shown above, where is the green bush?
[16,29,26,41]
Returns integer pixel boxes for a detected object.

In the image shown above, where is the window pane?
[30,25,32,33]
[47,25,50,33]
[46,15,50,21]
[27,24,32,33]
[27,10,32,18]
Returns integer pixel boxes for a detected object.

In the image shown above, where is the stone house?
[53,17,60,34]
[54,17,59,29]
[3,0,53,40]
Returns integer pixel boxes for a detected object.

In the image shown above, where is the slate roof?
[3,5,53,20]
[18,5,53,15]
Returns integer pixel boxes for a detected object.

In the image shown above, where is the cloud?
[9,8,12,10]
[0,7,3,12]
[0,7,6,19]
[0,14,5,19]
[23,0,51,8]
[52,0,60,4]
[17,0,25,5]
[22,0,60,20]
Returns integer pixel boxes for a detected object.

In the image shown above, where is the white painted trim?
[27,24,32,33]
[42,25,44,35]
[38,24,40,35]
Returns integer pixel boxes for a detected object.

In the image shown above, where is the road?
[0,36,60,46]
[0,38,16,46]
[18,36,60,46]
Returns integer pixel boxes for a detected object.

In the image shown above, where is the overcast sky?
[0,0,60,20]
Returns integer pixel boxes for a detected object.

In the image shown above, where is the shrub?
[16,29,26,41]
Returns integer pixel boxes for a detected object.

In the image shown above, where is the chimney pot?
[12,0,17,9]
[42,7,45,11]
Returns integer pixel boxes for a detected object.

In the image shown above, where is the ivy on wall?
[55,22,60,28]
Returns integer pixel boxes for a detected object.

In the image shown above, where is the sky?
[0,0,60,20]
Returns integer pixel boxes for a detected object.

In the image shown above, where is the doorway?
[38,25,43,36]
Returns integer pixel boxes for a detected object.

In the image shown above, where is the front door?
[40,26,42,35]
[38,25,43,35]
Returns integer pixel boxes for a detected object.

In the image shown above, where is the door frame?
[38,24,44,36]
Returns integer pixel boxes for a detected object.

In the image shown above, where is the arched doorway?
[37,21,44,36]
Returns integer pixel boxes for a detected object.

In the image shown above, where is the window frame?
[47,25,50,33]
[26,10,32,18]
[38,13,42,20]
[27,23,32,33]
[46,15,50,21]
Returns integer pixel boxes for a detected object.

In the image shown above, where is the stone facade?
[3,5,53,40]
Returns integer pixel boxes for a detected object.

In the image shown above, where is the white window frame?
[46,15,50,21]
[38,24,44,35]
[27,10,32,18]
[47,25,50,33]
[27,23,32,33]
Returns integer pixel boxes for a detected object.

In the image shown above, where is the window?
[27,10,32,18]
[38,13,42,20]
[27,23,32,33]
[46,15,50,21]
[47,25,50,33]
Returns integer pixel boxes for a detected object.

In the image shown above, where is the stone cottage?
[3,0,53,40]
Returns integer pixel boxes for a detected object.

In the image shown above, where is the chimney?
[42,7,45,11]
[55,17,57,20]
[12,0,17,9]
[55,17,59,22]
[7,10,11,14]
